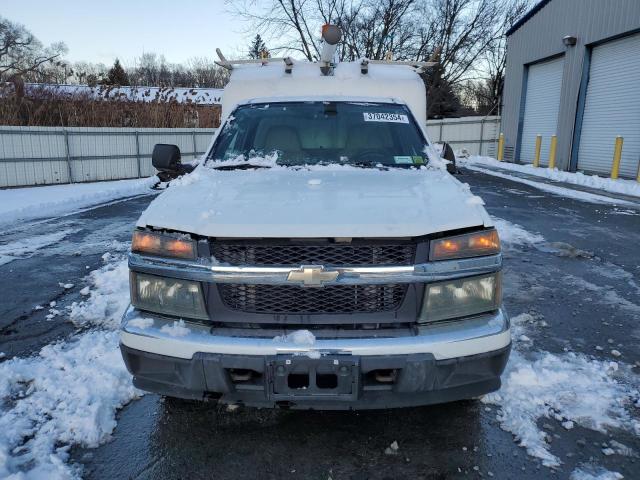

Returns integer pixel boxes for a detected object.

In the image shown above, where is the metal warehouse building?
[501,0,640,178]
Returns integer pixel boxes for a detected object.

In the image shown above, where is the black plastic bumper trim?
[120,343,511,410]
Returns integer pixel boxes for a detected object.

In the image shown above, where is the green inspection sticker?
[412,156,424,164]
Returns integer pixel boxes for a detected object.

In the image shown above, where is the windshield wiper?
[211,163,272,171]
[349,161,392,170]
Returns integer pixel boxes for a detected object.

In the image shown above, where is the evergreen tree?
[248,34,269,59]
[106,59,129,85]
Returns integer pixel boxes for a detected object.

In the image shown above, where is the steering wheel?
[350,149,387,163]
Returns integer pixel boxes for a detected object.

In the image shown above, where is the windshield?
[207,101,428,168]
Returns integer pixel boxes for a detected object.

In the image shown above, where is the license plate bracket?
[267,355,359,401]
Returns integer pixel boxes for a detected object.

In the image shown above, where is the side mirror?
[440,142,457,174]
[152,144,181,172]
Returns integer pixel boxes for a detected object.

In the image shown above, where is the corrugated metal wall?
[426,116,501,157]
[577,32,640,177]
[518,57,564,165]
[0,127,217,188]
[501,0,640,172]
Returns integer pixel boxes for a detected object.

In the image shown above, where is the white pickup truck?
[119,39,510,410]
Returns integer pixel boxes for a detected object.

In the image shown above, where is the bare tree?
[229,0,417,61]
[0,16,67,82]
[70,61,109,86]
[64,56,228,89]
[228,0,523,117]
[461,0,530,114]
[123,53,229,88]
[483,0,530,112]
[185,57,229,87]
[412,0,501,85]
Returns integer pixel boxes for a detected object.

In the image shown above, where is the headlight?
[418,273,501,323]
[130,272,208,320]
[430,229,500,261]
[132,230,196,260]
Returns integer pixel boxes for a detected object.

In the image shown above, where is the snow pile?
[128,317,154,330]
[570,464,624,480]
[485,349,637,467]
[0,250,138,478]
[464,163,634,206]
[384,440,400,455]
[69,255,130,329]
[0,331,139,479]
[0,228,76,266]
[491,217,545,246]
[160,320,190,337]
[273,330,319,358]
[273,329,316,345]
[422,145,450,172]
[485,314,640,468]
[0,177,156,227]
[460,155,640,201]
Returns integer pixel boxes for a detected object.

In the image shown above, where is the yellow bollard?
[533,135,542,167]
[611,136,623,179]
[548,135,557,169]
[497,133,505,161]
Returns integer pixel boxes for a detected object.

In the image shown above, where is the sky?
[2,0,250,66]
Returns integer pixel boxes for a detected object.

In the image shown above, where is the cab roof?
[221,61,427,126]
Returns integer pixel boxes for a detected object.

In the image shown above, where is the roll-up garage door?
[577,33,640,177]
[519,57,564,165]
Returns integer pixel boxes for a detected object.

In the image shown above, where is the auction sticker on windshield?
[363,112,409,123]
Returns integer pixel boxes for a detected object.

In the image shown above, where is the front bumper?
[119,306,511,409]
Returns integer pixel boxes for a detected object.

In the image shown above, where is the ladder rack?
[359,59,437,74]
[215,48,295,73]
[215,48,437,75]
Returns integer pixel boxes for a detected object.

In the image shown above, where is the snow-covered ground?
[459,156,640,203]
[485,314,638,469]
[491,216,545,247]
[0,177,156,228]
[0,253,138,479]
[0,229,78,266]
[570,465,625,480]
[487,217,639,478]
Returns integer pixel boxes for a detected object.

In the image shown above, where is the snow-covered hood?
[137,165,492,238]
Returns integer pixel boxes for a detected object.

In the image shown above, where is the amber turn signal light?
[132,231,196,259]
[430,229,500,261]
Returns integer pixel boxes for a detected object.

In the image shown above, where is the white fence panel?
[426,116,501,157]
[2,118,498,188]
[0,127,217,188]
[69,128,138,183]
[0,128,71,186]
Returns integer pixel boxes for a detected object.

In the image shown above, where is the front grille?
[212,242,415,266]
[218,284,407,314]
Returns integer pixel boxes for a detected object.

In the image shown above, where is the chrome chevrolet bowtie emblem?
[287,265,339,287]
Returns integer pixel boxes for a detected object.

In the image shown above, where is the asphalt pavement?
[0,195,154,359]
[1,169,639,479]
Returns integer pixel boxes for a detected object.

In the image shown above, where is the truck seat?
[346,125,392,150]
[264,126,302,153]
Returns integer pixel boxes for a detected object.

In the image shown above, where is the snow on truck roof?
[221,61,427,126]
